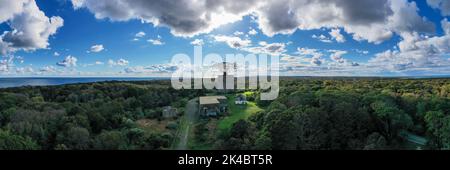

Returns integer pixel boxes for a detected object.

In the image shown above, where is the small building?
[162,106,178,118]
[199,96,228,117]
[235,94,247,105]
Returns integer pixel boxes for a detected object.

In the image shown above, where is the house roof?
[199,96,227,105]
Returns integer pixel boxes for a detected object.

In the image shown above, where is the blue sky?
[0,0,449,77]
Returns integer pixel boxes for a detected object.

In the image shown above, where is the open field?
[217,95,263,133]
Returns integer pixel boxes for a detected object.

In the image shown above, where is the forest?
[1,78,450,150]
[218,78,450,150]
[0,80,203,150]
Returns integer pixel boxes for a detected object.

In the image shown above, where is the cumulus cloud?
[71,0,85,9]
[329,28,346,43]
[369,19,450,71]
[427,0,450,16]
[310,55,324,66]
[312,34,332,43]
[329,50,348,63]
[190,39,204,46]
[244,41,286,56]
[124,64,178,74]
[132,31,146,41]
[295,48,325,66]
[213,35,251,49]
[57,55,78,67]
[71,0,261,37]
[388,0,435,35]
[233,31,244,36]
[0,0,64,55]
[0,59,11,72]
[442,18,450,35]
[248,28,258,35]
[135,31,146,38]
[108,58,129,66]
[82,61,105,67]
[297,48,323,57]
[148,35,164,45]
[71,0,435,44]
[40,65,56,73]
[89,44,104,53]
[356,49,370,55]
[256,0,398,43]
[148,39,164,45]
[15,66,34,74]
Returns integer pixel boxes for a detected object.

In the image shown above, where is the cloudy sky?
[0,0,449,77]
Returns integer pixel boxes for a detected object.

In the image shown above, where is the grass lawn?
[217,95,263,132]
[243,91,255,96]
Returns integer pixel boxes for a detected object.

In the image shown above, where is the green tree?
[424,111,450,149]
[370,101,413,139]
[363,132,387,150]
[94,131,128,150]
[0,130,39,150]
[57,127,91,150]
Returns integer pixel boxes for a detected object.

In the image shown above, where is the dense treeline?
[1,78,450,150]
[219,78,450,150]
[0,81,202,150]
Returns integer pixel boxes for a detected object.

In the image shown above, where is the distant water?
[0,77,168,88]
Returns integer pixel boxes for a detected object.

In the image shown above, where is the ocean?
[0,77,167,88]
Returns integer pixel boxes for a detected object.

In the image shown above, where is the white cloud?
[0,59,11,72]
[310,55,324,66]
[388,0,435,35]
[356,49,370,55]
[116,59,129,66]
[148,35,164,45]
[15,66,33,74]
[312,34,332,43]
[54,52,60,56]
[57,55,78,67]
[295,48,324,66]
[248,28,258,35]
[369,19,450,71]
[40,66,56,73]
[329,28,346,43]
[442,18,450,35]
[71,0,435,44]
[427,0,450,16]
[108,58,129,66]
[124,64,178,74]
[244,42,286,56]
[148,39,164,45]
[233,31,244,36]
[90,44,104,53]
[15,56,24,64]
[83,61,105,67]
[135,31,146,38]
[297,48,323,58]
[190,39,204,46]
[213,35,251,49]
[71,0,85,9]
[0,0,64,55]
[71,0,261,37]
[280,47,363,75]
[329,50,348,63]
[132,31,146,41]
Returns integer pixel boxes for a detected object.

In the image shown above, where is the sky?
[0,0,449,77]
